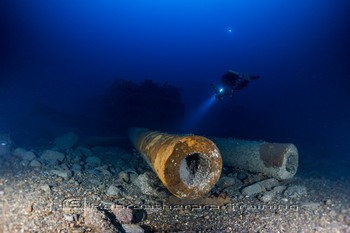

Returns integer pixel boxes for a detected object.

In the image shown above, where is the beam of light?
[180,95,216,132]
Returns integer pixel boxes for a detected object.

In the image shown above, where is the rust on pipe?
[128,128,222,199]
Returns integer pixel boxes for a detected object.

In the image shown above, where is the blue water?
[1,1,350,172]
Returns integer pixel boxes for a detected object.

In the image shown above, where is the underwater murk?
[1,0,350,232]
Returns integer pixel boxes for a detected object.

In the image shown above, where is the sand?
[0,144,349,232]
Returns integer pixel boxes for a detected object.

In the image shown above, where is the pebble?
[25,204,33,214]
[329,210,337,218]
[217,176,242,190]
[258,185,286,202]
[89,178,102,186]
[71,229,85,233]
[86,156,102,167]
[133,172,166,197]
[284,185,307,198]
[64,214,75,222]
[29,159,42,168]
[111,204,133,224]
[83,207,118,232]
[51,169,73,180]
[13,148,36,160]
[20,160,30,167]
[344,215,350,225]
[106,185,123,197]
[258,191,275,203]
[54,132,79,150]
[41,150,65,162]
[76,146,92,157]
[40,184,51,192]
[98,167,112,176]
[337,214,344,222]
[60,163,70,170]
[71,164,82,172]
[129,173,139,183]
[71,153,82,163]
[121,224,144,233]
[119,171,130,183]
[300,202,320,210]
[237,171,248,181]
[241,178,279,196]
[324,199,332,205]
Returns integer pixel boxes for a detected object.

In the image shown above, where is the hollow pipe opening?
[179,152,211,187]
[285,152,298,175]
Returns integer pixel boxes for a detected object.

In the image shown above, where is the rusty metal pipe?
[211,138,298,180]
[128,128,222,199]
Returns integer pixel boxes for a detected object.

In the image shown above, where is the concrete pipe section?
[128,128,222,199]
[211,138,299,180]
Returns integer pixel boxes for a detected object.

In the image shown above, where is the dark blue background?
[1,0,350,162]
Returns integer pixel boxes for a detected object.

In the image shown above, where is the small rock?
[119,171,130,183]
[121,224,144,233]
[324,199,332,205]
[40,184,51,192]
[64,214,75,222]
[102,170,112,176]
[133,172,166,198]
[41,150,65,162]
[71,228,85,233]
[97,167,112,176]
[258,185,287,202]
[106,185,123,197]
[83,207,118,233]
[25,204,33,214]
[237,171,248,181]
[76,146,92,157]
[129,173,138,183]
[241,178,279,196]
[217,177,242,190]
[337,214,344,222]
[111,204,133,224]
[258,191,275,203]
[89,178,102,185]
[71,164,82,171]
[86,156,102,167]
[300,202,320,210]
[329,210,337,218]
[344,215,350,225]
[54,132,79,150]
[60,163,70,170]
[20,160,30,167]
[51,169,73,180]
[273,185,287,193]
[29,159,42,168]
[284,185,307,198]
[13,148,36,160]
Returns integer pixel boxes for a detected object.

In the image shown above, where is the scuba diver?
[212,70,260,101]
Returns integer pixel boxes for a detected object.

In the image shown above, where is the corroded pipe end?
[128,128,222,199]
[259,143,299,180]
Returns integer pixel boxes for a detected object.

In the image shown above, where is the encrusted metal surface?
[128,128,222,199]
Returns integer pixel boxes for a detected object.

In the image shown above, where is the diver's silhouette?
[212,70,259,101]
